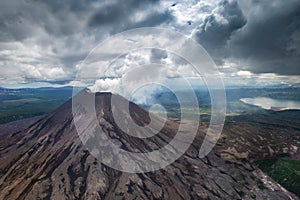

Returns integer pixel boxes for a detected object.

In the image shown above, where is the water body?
[240,97,300,111]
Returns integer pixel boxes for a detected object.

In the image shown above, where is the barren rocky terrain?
[0,91,298,199]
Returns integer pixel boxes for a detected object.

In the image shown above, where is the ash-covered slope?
[0,90,297,200]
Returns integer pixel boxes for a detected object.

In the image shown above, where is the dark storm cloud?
[0,0,111,40]
[229,0,300,75]
[0,0,174,85]
[1,0,299,87]
[88,0,173,33]
[194,0,247,65]
[194,0,300,76]
[0,0,171,44]
[0,0,77,41]
[150,49,168,63]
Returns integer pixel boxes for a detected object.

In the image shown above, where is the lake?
[240,97,300,111]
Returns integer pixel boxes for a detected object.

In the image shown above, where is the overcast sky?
[0,0,299,88]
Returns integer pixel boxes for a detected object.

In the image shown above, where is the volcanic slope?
[0,90,297,200]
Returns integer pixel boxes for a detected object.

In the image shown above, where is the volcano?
[0,90,297,200]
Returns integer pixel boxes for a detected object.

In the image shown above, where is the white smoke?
[86,49,202,106]
[88,78,120,93]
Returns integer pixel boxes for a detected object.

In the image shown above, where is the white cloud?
[0,0,299,88]
[20,65,67,81]
[236,70,253,77]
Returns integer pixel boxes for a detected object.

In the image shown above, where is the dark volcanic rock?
[0,115,44,137]
[0,90,297,200]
